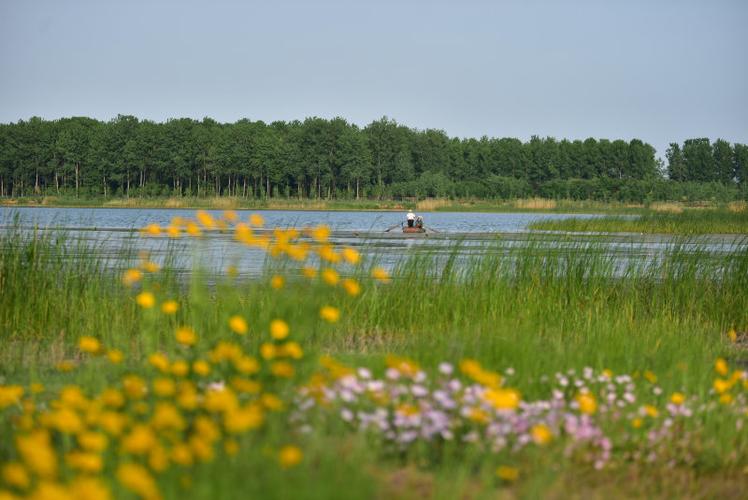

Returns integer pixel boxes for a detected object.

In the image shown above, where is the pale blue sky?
[1,0,746,157]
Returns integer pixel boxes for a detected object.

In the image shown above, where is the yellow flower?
[122,268,143,287]
[171,444,193,466]
[468,407,489,424]
[189,435,215,463]
[56,360,76,372]
[229,315,248,335]
[148,353,170,373]
[166,225,181,238]
[223,210,238,222]
[631,418,643,429]
[142,261,160,273]
[715,358,729,376]
[69,477,111,500]
[153,378,176,398]
[484,388,521,411]
[122,375,146,399]
[530,423,553,445]
[2,462,30,489]
[260,343,277,360]
[234,356,260,375]
[121,425,157,455]
[107,349,124,364]
[161,300,179,314]
[271,361,295,378]
[311,225,330,242]
[99,411,128,436]
[270,275,285,289]
[171,360,189,377]
[670,392,685,405]
[727,328,737,343]
[16,430,57,478]
[249,213,264,227]
[643,370,657,384]
[30,382,44,394]
[148,445,170,473]
[227,265,239,277]
[302,266,317,279]
[78,336,101,354]
[196,210,216,229]
[142,223,161,236]
[713,378,731,394]
[186,222,202,237]
[261,393,284,411]
[26,483,73,500]
[576,392,597,415]
[270,319,290,340]
[193,360,211,376]
[223,405,264,433]
[319,306,341,323]
[279,341,304,360]
[342,278,361,296]
[151,402,186,431]
[65,451,103,473]
[719,393,734,405]
[318,245,341,263]
[495,465,519,482]
[341,247,361,265]
[117,463,160,500]
[372,266,391,283]
[278,445,303,468]
[135,292,155,309]
[321,268,339,286]
[643,404,659,418]
[100,388,125,408]
[0,385,24,409]
[231,377,262,394]
[78,432,108,452]
[175,326,197,346]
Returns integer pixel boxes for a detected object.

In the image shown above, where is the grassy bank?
[3,195,737,214]
[1,219,747,498]
[529,206,748,234]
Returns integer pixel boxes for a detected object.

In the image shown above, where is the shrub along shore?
[1,216,747,498]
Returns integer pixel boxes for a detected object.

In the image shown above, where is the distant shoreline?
[0,196,716,215]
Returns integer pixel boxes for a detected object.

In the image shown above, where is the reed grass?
[529,209,748,234]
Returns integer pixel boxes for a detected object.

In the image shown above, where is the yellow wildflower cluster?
[460,359,502,389]
[712,357,748,405]
[2,209,373,498]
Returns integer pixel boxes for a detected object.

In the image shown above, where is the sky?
[1,0,746,158]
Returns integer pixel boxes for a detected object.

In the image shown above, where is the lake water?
[1,207,744,278]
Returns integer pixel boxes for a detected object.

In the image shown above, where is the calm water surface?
[1,207,743,277]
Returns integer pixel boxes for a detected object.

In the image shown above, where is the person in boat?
[406,210,416,227]
[415,215,424,229]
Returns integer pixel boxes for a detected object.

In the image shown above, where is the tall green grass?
[529,209,748,234]
[3,228,746,385]
[2,227,747,498]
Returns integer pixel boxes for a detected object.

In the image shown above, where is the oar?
[384,223,402,232]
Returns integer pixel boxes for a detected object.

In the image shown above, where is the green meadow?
[1,217,747,499]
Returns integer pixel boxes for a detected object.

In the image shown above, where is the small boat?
[402,226,426,234]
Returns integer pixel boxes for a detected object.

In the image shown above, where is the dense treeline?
[0,116,746,202]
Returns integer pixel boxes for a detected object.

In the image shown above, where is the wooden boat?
[402,226,426,234]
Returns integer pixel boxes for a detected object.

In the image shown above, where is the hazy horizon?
[1,0,746,158]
